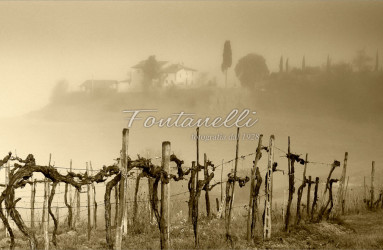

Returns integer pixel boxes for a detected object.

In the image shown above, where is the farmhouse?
[130,58,197,87]
[161,63,196,87]
[79,59,197,94]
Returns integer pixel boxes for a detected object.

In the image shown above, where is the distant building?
[161,63,196,87]
[79,59,197,94]
[130,59,197,88]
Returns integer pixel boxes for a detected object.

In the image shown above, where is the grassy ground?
[1,209,383,249]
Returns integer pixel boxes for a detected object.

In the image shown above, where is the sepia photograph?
[0,0,382,249]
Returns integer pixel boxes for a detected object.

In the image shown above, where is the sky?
[0,1,383,117]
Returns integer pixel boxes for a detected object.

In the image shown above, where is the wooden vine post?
[133,173,141,223]
[221,159,224,204]
[72,160,80,229]
[204,153,211,217]
[86,162,91,240]
[148,177,154,223]
[43,179,49,250]
[227,127,240,240]
[69,160,74,229]
[335,152,348,216]
[194,127,200,248]
[247,134,263,242]
[90,163,97,229]
[123,166,128,234]
[47,184,50,228]
[284,136,293,231]
[224,175,232,228]
[30,179,36,230]
[114,185,119,226]
[5,161,10,237]
[371,161,375,209]
[115,128,129,250]
[264,135,274,239]
[342,176,349,214]
[43,154,51,229]
[76,189,80,228]
[188,161,196,221]
[160,141,171,249]
[250,167,262,240]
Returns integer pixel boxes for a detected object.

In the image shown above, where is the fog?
[0,1,383,221]
[1,1,383,116]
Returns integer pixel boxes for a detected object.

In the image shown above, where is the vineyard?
[0,127,381,250]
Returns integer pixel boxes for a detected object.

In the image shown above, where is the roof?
[161,64,197,73]
[132,60,168,69]
[81,80,119,88]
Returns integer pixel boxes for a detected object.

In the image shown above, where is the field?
[0,56,382,250]
[0,78,381,249]
[1,208,383,249]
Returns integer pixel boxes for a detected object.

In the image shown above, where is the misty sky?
[1,1,383,117]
